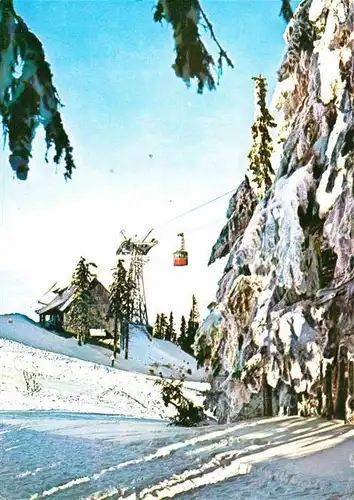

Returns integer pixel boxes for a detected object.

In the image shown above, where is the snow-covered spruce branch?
[279,0,293,23]
[153,0,292,93]
[155,376,207,426]
[0,0,74,180]
[154,0,234,93]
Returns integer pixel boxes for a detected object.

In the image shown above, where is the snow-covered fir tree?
[247,74,277,198]
[66,257,98,346]
[195,0,354,424]
[107,258,129,365]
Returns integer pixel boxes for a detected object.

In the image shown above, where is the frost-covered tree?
[66,257,98,346]
[247,75,277,198]
[1,0,292,178]
[195,0,354,424]
[107,258,129,365]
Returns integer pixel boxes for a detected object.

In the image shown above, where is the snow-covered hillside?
[0,314,207,417]
[0,314,203,380]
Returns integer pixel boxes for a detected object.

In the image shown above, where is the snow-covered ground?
[0,314,203,380]
[1,314,353,499]
[0,314,207,417]
[0,413,353,499]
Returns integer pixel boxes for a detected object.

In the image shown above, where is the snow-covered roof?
[36,278,109,316]
[36,285,75,315]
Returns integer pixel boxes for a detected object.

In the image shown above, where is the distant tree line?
[153,295,200,356]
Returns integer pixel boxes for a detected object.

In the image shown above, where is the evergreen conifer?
[185,295,200,355]
[165,312,176,342]
[153,313,162,338]
[107,258,129,365]
[247,75,277,198]
[178,315,187,351]
[66,257,98,346]
[159,313,169,340]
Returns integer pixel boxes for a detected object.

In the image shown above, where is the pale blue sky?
[0,0,295,324]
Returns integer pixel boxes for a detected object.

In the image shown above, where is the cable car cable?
[151,186,237,233]
[165,187,236,223]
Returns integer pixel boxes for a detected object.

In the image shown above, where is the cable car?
[173,232,188,266]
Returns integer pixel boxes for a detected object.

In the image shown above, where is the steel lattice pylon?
[117,230,157,325]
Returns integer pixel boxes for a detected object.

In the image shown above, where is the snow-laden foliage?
[155,377,207,426]
[66,257,99,346]
[196,0,354,423]
[107,259,130,362]
[0,0,74,179]
[153,0,292,93]
[194,308,223,371]
[323,187,354,277]
[209,176,258,266]
[234,163,316,292]
[154,0,233,93]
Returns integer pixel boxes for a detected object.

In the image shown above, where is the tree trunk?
[124,322,129,360]
[325,363,334,420]
[317,361,323,415]
[112,313,118,365]
[289,387,298,416]
[262,374,273,416]
[345,360,354,424]
[335,346,347,420]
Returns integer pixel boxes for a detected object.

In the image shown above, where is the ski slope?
[0,314,203,380]
[0,314,208,417]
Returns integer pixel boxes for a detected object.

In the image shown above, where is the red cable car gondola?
[173,232,188,266]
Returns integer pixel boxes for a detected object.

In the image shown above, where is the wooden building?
[36,279,113,338]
